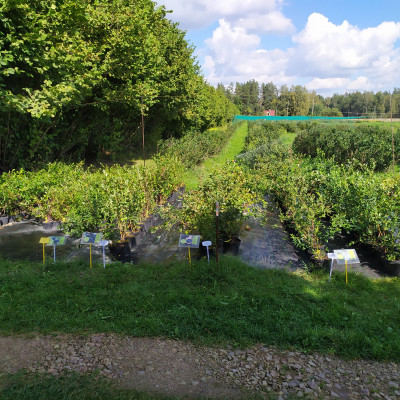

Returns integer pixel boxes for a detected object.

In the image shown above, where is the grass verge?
[0,371,176,400]
[0,371,266,400]
[0,256,399,361]
[184,122,248,190]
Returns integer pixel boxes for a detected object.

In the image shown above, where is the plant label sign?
[333,249,359,265]
[178,234,200,248]
[39,237,50,244]
[202,241,212,263]
[47,236,67,246]
[327,252,337,260]
[81,232,102,245]
[99,240,109,269]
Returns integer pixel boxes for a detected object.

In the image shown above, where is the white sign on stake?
[327,253,337,282]
[99,240,109,269]
[202,241,212,263]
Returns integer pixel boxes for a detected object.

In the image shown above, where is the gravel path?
[1,334,399,399]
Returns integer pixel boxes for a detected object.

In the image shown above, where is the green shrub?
[163,160,260,242]
[293,122,400,171]
[159,126,234,167]
[0,163,83,217]
[0,157,184,241]
[252,146,400,260]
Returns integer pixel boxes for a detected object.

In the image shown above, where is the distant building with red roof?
[263,109,276,116]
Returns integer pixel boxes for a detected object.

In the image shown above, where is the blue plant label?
[81,232,102,245]
[178,234,201,248]
[47,236,67,246]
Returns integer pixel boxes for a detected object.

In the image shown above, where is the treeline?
[0,0,237,172]
[220,80,400,118]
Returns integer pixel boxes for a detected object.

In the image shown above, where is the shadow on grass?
[0,371,267,400]
[0,255,399,361]
[0,371,176,400]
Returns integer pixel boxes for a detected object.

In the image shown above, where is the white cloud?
[306,76,373,92]
[236,11,295,34]
[290,13,400,77]
[347,76,373,91]
[157,0,294,34]
[157,1,400,94]
[203,19,291,85]
[289,13,400,94]
[307,78,350,91]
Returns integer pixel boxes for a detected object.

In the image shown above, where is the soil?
[0,333,399,399]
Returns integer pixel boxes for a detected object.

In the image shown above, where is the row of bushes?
[250,144,400,261]
[0,125,243,242]
[293,122,400,172]
[158,126,235,167]
[0,156,183,241]
[238,121,400,261]
[162,160,261,242]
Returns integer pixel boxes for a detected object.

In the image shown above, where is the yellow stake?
[39,237,50,265]
[345,260,348,284]
[188,247,191,269]
[90,244,92,269]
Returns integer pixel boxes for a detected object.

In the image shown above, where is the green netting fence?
[233,115,365,122]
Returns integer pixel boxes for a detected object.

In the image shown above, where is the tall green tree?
[233,80,262,115]
[0,0,235,171]
[275,85,310,116]
[261,82,278,111]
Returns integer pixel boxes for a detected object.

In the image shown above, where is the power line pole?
[311,93,315,116]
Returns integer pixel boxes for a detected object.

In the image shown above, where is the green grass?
[280,131,297,146]
[0,371,266,400]
[0,256,399,361]
[0,371,177,400]
[184,122,248,189]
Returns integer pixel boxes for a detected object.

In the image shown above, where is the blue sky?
[156,0,400,96]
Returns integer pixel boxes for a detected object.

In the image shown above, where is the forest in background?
[0,0,237,172]
[221,80,400,118]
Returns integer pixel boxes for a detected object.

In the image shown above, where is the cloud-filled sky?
[155,0,400,96]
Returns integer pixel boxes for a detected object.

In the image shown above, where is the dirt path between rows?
[0,334,399,399]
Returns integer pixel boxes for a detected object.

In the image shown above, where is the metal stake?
[216,201,219,263]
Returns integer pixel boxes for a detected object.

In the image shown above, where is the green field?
[183,122,248,189]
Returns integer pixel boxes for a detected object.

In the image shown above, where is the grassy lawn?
[0,256,399,362]
[280,131,297,146]
[184,122,248,189]
[0,371,265,400]
[0,372,177,400]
